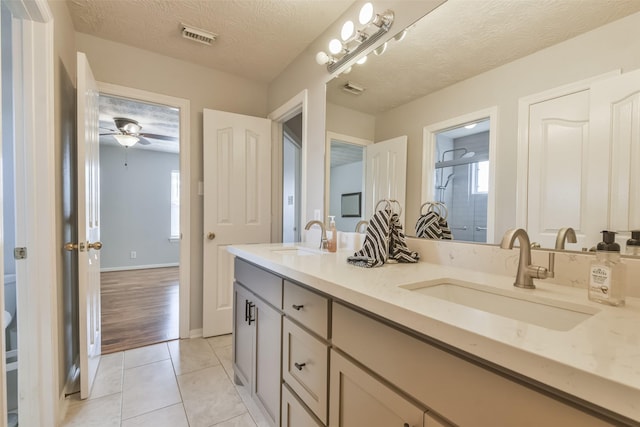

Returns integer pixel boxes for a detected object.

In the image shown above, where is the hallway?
[62,335,268,426]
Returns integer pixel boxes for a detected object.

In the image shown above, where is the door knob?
[64,242,86,252]
[87,241,103,250]
[207,232,216,240]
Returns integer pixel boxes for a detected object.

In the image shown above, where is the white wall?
[326,102,375,141]
[100,145,180,269]
[330,161,364,231]
[76,33,269,330]
[375,12,640,241]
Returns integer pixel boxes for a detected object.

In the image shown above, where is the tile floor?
[62,335,269,427]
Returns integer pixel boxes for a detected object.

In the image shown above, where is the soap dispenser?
[626,230,640,256]
[327,216,337,253]
[588,230,625,306]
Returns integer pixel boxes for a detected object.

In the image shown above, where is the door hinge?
[14,247,27,260]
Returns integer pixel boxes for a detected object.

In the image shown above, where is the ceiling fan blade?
[136,136,152,145]
[139,133,178,141]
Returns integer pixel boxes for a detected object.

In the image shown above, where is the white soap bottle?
[588,231,625,306]
[327,216,337,253]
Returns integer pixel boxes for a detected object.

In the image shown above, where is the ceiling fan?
[100,117,177,147]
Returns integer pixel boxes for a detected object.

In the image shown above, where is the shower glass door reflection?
[434,119,491,243]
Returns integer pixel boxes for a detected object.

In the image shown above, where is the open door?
[365,136,408,226]
[74,52,102,399]
[202,109,271,337]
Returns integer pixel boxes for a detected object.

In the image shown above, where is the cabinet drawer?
[281,383,323,427]
[329,349,425,427]
[283,280,329,338]
[235,258,282,309]
[282,317,328,424]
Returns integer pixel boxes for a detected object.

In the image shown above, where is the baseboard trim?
[100,263,179,272]
[189,328,203,339]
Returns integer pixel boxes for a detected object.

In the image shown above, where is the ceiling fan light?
[114,134,139,147]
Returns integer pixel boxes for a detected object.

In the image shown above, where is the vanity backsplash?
[407,237,640,298]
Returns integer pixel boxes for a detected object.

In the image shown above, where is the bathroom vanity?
[228,243,640,426]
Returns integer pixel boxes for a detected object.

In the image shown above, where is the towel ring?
[420,201,448,220]
[389,199,402,216]
[375,199,392,212]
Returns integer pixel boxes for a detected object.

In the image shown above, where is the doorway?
[282,114,302,243]
[423,107,498,243]
[95,84,191,351]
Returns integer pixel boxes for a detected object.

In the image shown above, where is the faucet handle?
[526,265,549,279]
[530,242,541,249]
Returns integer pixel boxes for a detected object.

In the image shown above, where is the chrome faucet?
[304,220,328,250]
[355,220,369,233]
[500,228,549,289]
[544,227,577,278]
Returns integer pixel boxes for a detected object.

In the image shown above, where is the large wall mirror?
[325,0,640,253]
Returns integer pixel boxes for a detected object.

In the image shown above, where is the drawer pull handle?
[292,304,304,311]
[294,362,306,371]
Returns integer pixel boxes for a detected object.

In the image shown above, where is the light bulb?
[356,55,367,65]
[341,20,354,41]
[343,66,352,74]
[113,134,139,147]
[374,42,387,56]
[329,38,343,55]
[315,51,330,65]
[359,2,374,25]
[464,123,477,129]
[394,29,407,42]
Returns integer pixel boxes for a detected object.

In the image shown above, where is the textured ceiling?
[327,0,640,115]
[67,0,354,83]
[99,94,180,153]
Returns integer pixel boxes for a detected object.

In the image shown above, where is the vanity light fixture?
[113,134,139,147]
[315,2,394,73]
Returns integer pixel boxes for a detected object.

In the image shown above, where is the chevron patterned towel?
[347,209,419,268]
[439,217,453,240]
[415,212,443,239]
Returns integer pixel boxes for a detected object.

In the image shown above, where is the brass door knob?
[207,232,216,240]
[87,241,103,250]
[64,242,86,252]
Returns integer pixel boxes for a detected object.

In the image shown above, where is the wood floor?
[100,266,179,354]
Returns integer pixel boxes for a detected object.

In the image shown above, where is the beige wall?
[326,102,375,141]
[74,34,269,332]
[374,11,640,242]
[49,0,79,398]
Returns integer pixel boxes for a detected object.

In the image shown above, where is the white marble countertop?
[228,243,640,422]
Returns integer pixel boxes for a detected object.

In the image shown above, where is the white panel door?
[203,109,271,337]
[76,52,102,399]
[589,69,640,239]
[527,90,593,249]
[364,136,408,227]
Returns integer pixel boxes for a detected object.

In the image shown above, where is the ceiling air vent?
[342,81,365,96]
[181,24,217,46]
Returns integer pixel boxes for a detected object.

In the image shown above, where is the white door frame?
[97,82,192,338]
[3,0,58,424]
[269,90,308,242]
[324,132,372,227]
[422,107,498,243]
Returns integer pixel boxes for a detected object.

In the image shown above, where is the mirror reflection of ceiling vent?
[342,81,366,96]
[181,24,217,45]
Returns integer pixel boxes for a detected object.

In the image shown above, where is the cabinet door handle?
[292,304,304,311]
[244,299,249,322]
[294,362,306,371]
[248,302,256,325]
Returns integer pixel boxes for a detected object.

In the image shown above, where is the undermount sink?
[271,246,327,256]
[401,279,599,331]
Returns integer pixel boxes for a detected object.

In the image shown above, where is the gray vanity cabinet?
[232,259,283,427]
[329,349,432,427]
